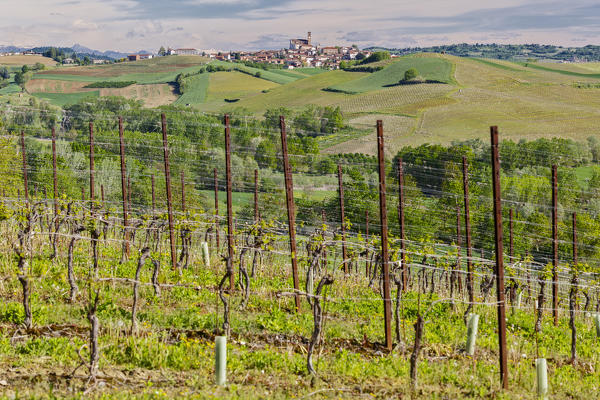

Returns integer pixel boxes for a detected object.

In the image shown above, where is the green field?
[174,73,210,105]
[0,83,21,95]
[198,71,280,111]
[32,90,100,106]
[327,56,454,94]
[10,52,600,154]
[520,62,600,79]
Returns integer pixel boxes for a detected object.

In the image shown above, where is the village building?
[290,32,314,51]
[170,48,200,56]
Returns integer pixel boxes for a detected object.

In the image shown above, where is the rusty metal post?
[337,164,348,274]
[214,168,220,251]
[462,156,474,305]
[20,131,29,203]
[118,117,130,258]
[254,169,259,223]
[52,128,59,230]
[490,126,509,389]
[280,116,301,312]
[376,120,393,351]
[456,204,462,293]
[397,157,407,290]
[180,170,186,212]
[509,209,514,262]
[224,115,235,290]
[89,122,95,204]
[551,164,559,326]
[151,174,155,215]
[161,113,177,271]
[572,212,577,265]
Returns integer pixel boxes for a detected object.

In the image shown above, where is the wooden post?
[224,115,235,291]
[552,165,559,326]
[462,156,474,306]
[161,113,177,271]
[397,157,407,290]
[118,117,130,259]
[280,116,301,312]
[338,164,348,274]
[376,120,393,351]
[490,126,509,389]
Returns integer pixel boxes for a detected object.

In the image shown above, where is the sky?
[1,0,599,52]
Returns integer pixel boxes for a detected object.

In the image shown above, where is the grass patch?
[32,91,99,106]
[521,62,600,79]
[174,73,209,105]
[471,58,524,72]
[327,55,454,94]
[0,83,21,95]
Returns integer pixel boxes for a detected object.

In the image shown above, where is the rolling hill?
[4,53,600,155]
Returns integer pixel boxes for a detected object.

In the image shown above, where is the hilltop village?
[165,32,373,69]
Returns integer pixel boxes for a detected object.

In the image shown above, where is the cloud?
[72,19,99,31]
[378,1,600,34]
[244,34,290,50]
[125,20,164,38]
[113,0,296,20]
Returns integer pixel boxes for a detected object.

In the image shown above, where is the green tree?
[404,68,418,81]
[0,67,8,80]
[255,140,278,169]
[14,71,32,89]
[158,46,166,56]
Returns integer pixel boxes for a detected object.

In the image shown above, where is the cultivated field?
[0,55,57,66]
[5,52,600,152]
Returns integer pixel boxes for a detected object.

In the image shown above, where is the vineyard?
[1,106,600,399]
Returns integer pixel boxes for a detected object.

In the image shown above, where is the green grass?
[32,66,204,84]
[327,55,455,94]
[31,74,102,82]
[471,58,524,72]
[574,165,597,185]
[294,67,327,75]
[32,90,99,106]
[234,65,299,85]
[234,70,363,113]
[0,83,21,95]
[520,62,600,79]
[173,73,210,105]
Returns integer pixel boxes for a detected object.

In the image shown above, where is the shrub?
[404,68,418,81]
[84,81,136,88]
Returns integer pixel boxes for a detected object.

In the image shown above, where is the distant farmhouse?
[128,54,154,61]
